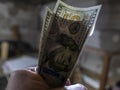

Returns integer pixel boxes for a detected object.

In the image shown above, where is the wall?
[0,2,40,48]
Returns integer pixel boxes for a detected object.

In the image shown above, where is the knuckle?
[11,70,28,78]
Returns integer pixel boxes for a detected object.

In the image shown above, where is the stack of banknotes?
[37,0,101,88]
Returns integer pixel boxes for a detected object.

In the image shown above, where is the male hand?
[6,69,87,90]
[6,70,50,90]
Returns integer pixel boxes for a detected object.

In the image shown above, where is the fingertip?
[65,79,71,86]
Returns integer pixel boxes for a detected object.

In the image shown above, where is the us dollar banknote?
[54,0,101,36]
[38,0,101,88]
[38,7,54,69]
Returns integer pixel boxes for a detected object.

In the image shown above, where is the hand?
[6,70,51,90]
[6,69,87,90]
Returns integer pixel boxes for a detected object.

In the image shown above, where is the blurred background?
[0,0,120,90]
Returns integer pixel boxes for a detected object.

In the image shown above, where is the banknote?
[38,0,101,88]
[54,0,101,36]
[38,8,54,73]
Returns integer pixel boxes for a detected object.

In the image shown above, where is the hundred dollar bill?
[38,7,54,70]
[54,0,101,36]
[38,0,101,88]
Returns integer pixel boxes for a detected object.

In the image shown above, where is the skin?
[6,69,87,90]
[6,70,64,90]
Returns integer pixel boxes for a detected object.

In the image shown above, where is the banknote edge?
[54,0,102,13]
